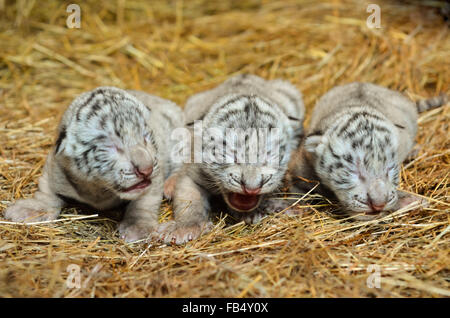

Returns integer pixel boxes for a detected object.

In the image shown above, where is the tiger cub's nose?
[135,165,153,178]
[241,185,261,195]
[367,194,386,213]
[130,146,153,178]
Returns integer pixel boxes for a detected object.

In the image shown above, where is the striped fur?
[416,93,448,113]
[289,82,447,220]
[158,74,305,244]
[4,87,183,242]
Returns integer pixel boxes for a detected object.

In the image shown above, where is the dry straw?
[0,0,448,297]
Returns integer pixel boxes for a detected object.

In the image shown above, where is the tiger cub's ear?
[55,126,67,154]
[304,131,325,155]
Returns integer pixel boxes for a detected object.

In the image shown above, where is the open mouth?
[123,179,151,192]
[226,192,262,212]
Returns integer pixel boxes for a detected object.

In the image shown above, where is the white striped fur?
[289,82,447,220]
[158,74,305,244]
[4,87,183,242]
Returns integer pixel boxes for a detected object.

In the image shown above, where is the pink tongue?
[228,193,260,211]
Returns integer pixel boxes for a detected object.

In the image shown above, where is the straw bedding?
[0,0,448,297]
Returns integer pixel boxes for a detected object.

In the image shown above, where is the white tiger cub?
[158,74,305,244]
[3,87,183,242]
[288,82,447,220]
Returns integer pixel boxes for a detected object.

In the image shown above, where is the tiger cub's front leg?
[156,174,212,245]
[4,159,64,223]
[118,173,164,243]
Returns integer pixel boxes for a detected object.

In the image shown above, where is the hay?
[0,0,448,297]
